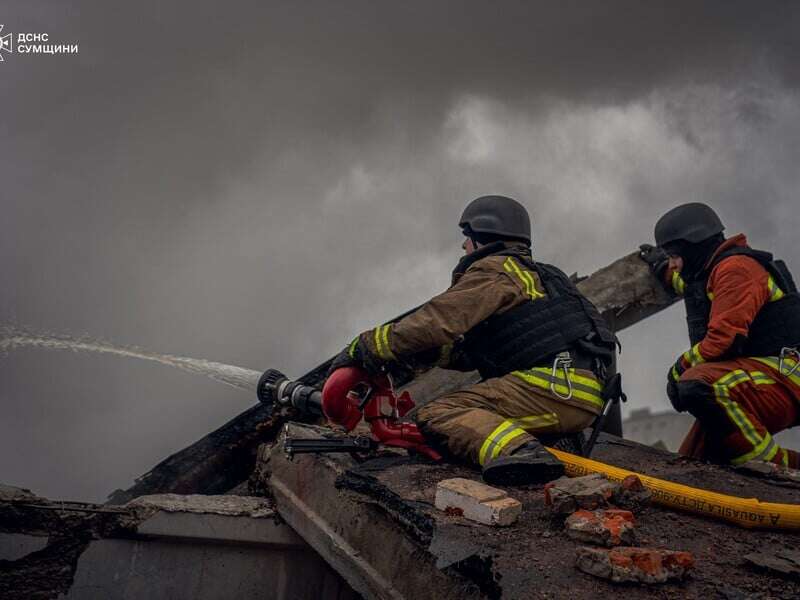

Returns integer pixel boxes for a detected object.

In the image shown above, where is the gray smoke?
[2,0,799,501]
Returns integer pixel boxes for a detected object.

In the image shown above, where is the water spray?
[0,325,261,392]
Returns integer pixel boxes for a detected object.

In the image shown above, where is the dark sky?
[2,1,799,501]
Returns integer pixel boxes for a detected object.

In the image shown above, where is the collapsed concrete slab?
[0,486,356,600]
[261,422,800,600]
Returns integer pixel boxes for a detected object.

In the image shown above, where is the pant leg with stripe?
[415,370,600,468]
[676,358,800,468]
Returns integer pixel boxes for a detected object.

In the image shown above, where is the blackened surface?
[0,501,146,600]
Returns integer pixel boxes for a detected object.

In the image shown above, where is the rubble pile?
[541,472,693,584]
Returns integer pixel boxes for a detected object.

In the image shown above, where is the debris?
[544,473,618,515]
[614,474,652,512]
[0,484,41,503]
[575,546,694,583]
[736,461,800,485]
[565,509,636,547]
[435,478,522,527]
[744,550,800,580]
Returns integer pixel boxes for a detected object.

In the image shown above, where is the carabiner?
[550,351,574,401]
[779,347,800,378]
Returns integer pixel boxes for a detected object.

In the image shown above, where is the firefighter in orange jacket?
[330,196,617,485]
[641,203,800,468]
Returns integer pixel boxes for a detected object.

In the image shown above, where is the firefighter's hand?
[669,355,690,384]
[328,347,358,376]
[639,244,669,280]
[327,336,385,377]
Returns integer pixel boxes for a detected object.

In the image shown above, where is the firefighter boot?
[482,440,565,486]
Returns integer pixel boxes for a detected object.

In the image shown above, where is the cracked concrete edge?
[264,424,487,600]
[270,476,405,600]
[126,493,275,518]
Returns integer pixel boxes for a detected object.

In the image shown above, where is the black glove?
[639,244,669,280]
[327,336,385,377]
[666,378,686,412]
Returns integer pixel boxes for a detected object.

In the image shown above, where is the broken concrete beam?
[565,509,636,547]
[576,546,694,584]
[127,493,275,518]
[576,251,677,332]
[1,486,355,600]
[264,423,486,600]
[435,478,521,527]
[545,473,619,515]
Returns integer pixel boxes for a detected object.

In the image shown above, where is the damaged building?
[3,252,800,599]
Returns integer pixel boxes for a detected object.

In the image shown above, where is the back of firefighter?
[641,202,800,468]
[329,195,616,485]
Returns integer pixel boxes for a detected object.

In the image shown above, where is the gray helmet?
[459,195,531,244]
[654,202,724,247]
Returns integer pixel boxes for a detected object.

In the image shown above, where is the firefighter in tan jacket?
[329,196,617,485]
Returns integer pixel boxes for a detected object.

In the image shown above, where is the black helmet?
[459,195,531,244]
[654,202,724,247]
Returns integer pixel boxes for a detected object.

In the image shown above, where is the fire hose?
[547,447,800,530]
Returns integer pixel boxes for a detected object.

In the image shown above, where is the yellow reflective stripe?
[764,442,780,463]
[490,428,527,461]
[380,325,394,359]
[512,368,604,409]
[682,343,705,368]
[753,357,800,388]
[373,324,395,361]
[713,369,765,451]
[767,275,785,302]
[479,421,513,466]
[671,364,682,382]
[731,433,775,465]
[707,291,715,301]
[749,371,776,386]
[671,271,686,295]
[782,449,790,467]
[513,412,559,431]
[347,337,359,358]
[478,420,527,466]
[504,257,545,300]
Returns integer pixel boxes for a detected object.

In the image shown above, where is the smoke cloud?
[2,0,799,500]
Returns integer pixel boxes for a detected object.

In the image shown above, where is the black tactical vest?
[683,246,800,357]
[455,244,617,380]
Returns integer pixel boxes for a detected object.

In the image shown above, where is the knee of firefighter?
[680,364,716,385]
[676,379,716,414]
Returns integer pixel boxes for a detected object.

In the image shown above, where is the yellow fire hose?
[547,447,800,530]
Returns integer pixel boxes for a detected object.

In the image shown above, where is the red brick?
[576,546,695,584]
[565,509,635,547]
